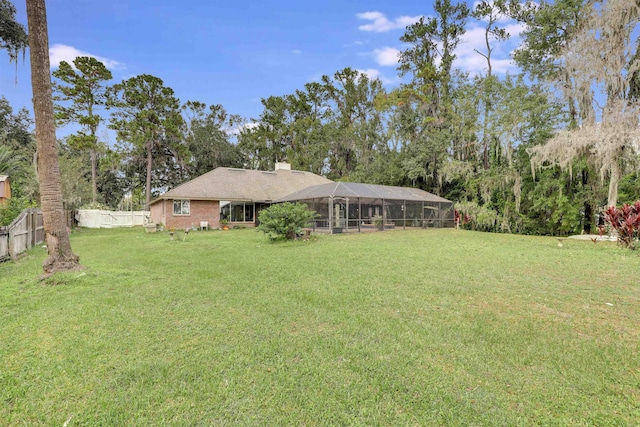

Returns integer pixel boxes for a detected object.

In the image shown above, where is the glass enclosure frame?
[220,200,255,224]
[294,197,454,234]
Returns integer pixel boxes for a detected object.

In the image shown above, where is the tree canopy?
[1,0,638,238]
[0,0,28,63]
[109,74,184,210]
[53,56,113,203]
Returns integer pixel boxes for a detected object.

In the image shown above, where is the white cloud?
[344,40,366,48]
[373,47,400,66]
[291,49,302,55]
[503,22,526,40]
[354,5,526,77]
[357,11,422,33]
[355,68,397,85]
[356,68,381,80]
[49,44,122,69]
[226,121,260,136]
[453,21,525,76]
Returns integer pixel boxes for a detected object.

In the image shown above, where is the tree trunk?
[481,104,490,170]
[89,103,98,203]
[26,0,80,275]
[581,168,592,234]
[145,139,153,210]
[607,162,620,208]
[90,147,97,203]
[481,19,493,171]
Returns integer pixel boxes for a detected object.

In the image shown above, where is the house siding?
[150,201,165,226]
[0,177,10,204]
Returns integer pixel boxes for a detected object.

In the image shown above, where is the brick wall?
[151,199,261,229]
[165,199,221,230]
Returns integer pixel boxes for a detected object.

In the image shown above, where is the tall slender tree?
[26,0,80,274]
[109,74,183,210]
[53,56,113,203]
[395,0,469,193]
[472,0,511,169]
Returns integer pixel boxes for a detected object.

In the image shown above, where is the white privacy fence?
[76,210,150,228]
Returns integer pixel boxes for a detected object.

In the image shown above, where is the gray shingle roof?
[276,182,452,203]
[152,167,333,203]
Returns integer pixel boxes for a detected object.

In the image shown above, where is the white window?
[173,200,190,215]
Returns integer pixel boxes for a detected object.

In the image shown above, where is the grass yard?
[1,227,639,426]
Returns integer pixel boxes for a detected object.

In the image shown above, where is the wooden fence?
[0,208,44,262]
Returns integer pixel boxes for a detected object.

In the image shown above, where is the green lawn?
[1,228,639,426]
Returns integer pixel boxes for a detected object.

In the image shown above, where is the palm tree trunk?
[26,0,80,274]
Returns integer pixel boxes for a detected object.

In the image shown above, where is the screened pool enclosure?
[277,182,454,233]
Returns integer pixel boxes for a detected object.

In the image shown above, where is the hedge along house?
[149,163,332,230]
[0,175,10,205]
[276,181,455,233]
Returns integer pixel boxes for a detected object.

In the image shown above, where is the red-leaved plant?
[604,201,640,249]
[453,208,470,230]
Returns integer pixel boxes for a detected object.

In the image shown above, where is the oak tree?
[526,0,640,207]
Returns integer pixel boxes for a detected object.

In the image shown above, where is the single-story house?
[0,175,10,205]
[149,163,332,229]
[149,162,455,232]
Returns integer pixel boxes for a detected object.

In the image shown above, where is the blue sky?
[0,0,523,141]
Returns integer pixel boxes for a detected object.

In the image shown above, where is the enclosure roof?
[276,182,452,203]
[151,167,332,204]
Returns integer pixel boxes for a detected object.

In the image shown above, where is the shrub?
[257,202,317,240]
[0,197,37,226]
[604,201,640,249]
[373,215,384,230]
[80,201,111,210]
[455,201,499,232]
